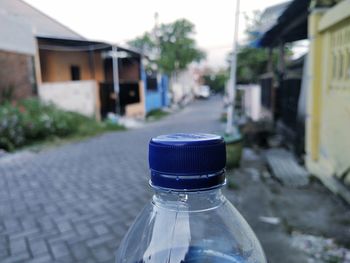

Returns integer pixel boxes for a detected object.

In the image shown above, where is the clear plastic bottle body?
[116,188,267,263]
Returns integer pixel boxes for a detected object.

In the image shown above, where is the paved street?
[0,98,225,263]
[1,97,349,263]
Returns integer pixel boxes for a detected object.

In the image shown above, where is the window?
[146,75,158,91]
[70,65,81,81]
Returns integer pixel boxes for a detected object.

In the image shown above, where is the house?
[37,37,145,119]
[143,70,169,114]
[257,0,350,190]
[256,0,311,154]
[0,0,169,119]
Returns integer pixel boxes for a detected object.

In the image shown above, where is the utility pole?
[153,12,160,67]
[226,0,240,134]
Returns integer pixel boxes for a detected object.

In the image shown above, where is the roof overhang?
[37,36,142,58]
[258,0,311,47]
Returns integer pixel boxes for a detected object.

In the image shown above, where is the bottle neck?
[152,188,226,212]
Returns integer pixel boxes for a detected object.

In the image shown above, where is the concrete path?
[265,148,309,187]
[225,149,350,263]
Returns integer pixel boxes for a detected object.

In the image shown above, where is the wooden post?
[33,40,43,94]
[88,47,96,79]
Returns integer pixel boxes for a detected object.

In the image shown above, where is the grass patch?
[21,115,125,152]
[146,109,169,121]
[22,121,125,152]
[67,114,125,137]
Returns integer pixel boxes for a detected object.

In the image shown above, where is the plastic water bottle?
[116,133,267,263]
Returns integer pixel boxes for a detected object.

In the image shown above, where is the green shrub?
[21,99,79,138]
[0,103,25,151]
[0,98,123,151]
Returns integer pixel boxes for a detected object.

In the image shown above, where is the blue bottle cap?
[149,133,226,190]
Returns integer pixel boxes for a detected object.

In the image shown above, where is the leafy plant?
[0,99,124,151]
[0,103,25,151]
[128,19,205,76]
[0,85,15,102]
[203,70,229,94]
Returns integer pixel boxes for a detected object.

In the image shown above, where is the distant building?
[170,66,202,105]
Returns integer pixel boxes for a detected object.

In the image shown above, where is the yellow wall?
[39,49,104,83]
[125,81,146,118]
[307,11,324,162]
[307,1,350,182]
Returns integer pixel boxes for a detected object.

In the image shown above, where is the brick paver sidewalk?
[0,98,223,263]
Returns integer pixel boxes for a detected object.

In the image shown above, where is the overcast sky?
[24,0,287,68]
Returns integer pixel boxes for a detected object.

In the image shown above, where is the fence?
[38,80,99,118]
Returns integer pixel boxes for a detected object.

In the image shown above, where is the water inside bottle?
[136,246,247,263]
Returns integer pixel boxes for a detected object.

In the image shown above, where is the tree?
[127,32,155,56]
[157,19,206,75]
[203,70,229,94]
[227,10,292,84]
[244,10,263,42]
[234,47,276,84]
[127,32,157,71]
[128,19,205,75]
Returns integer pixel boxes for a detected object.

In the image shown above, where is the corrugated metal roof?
[0,0,84,40]
[37,37,142,57]
[255,1,292,35]
[258,0,311,47]
[247,1,291,47]
[0,11,36,55]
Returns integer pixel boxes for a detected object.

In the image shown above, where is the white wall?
[0,12,35,55]
[239,84,261,121]
[38,80,99,118]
